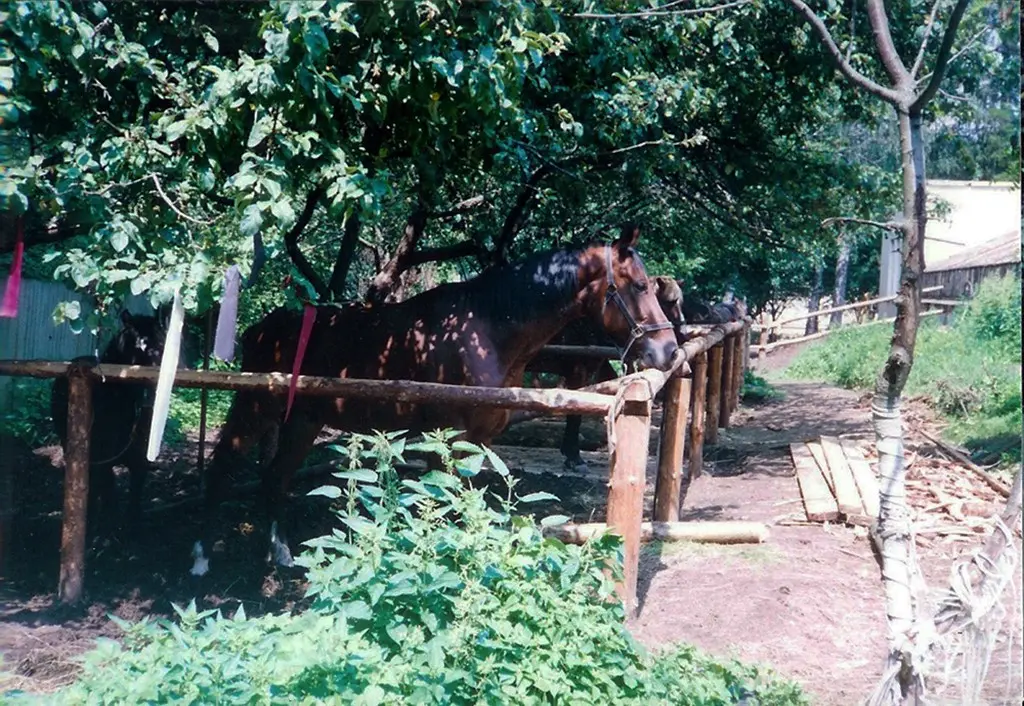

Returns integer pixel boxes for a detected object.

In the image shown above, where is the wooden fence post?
[705,345,724,444]
[757,321,768,370]
[654,374,692,522]
[730,332,744,414]
[688,352,708,480]
[606,379,653,616]
[60,360,94,605]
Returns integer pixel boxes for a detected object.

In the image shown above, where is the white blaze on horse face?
[190,540,210,577]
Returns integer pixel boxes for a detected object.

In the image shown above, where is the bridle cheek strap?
[603,245,673,363]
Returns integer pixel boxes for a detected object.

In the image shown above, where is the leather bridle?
[603,245,673,363]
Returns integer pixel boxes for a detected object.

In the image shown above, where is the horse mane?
[429,247,584,323]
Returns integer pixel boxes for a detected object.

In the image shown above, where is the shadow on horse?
[194,224,680,575]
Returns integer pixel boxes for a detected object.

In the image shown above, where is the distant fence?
[0,277,152,413]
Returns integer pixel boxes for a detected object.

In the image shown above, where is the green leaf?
[308,484,342,499]
[165,120,189,142]
[239,204,263,237]
[303,21,329,61]
[519,491,559,503]
[333,468,378,483]
[541,514,570,527]
[203,31,219,53]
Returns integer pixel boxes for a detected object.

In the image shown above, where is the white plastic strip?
[146,289,186,461]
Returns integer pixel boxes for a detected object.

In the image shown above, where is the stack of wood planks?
[790,437,880,526]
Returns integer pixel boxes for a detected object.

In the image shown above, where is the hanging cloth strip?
[0,218,24,318]
[284,303,317,423]
[146,289,186,461]
[212,264,242,362]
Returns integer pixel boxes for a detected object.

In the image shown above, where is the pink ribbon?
[213,265,242,361]
[284,304,317,423]
[0,220,24,318]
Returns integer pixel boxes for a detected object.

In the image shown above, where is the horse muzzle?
[635,336,679,372]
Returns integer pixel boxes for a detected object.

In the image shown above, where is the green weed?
[783,275,1022,465]
[8,432,807,706]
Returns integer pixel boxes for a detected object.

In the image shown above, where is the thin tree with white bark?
[784,0,1023,703]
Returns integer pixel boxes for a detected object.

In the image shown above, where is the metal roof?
[925,230,1022,273]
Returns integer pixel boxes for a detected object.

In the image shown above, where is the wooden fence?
[752,286,961,364]
[0,318,751,615]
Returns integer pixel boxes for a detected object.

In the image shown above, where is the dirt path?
[1,380,1020,703]
[628,381,1022,706]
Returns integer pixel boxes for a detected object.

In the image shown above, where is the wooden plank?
[805,441,834,493]
[820,436,868,523]
[840,439,880,519]
[790,443,840,522]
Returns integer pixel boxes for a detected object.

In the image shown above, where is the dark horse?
[193,225,679,575]
[525,276,687,469]
[51,310,167,538]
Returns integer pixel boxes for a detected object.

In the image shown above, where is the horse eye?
[632,281,648,293]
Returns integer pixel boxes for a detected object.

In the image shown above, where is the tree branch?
[327,210,363,299]
[284,187,330,302]
[914,20,985,107]
[151,175,221,226]
[574,0,753,19]
[784,0,903,105]
[364,209,428,305]
[909,0,946,80]
[821,216,903,231]
[494,164,554,264]
[406,240,482,268]
[865,0,910,86]
[426,194,486,220]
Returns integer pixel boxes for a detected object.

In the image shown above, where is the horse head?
[654,276,686,334]
[582,224,678,371]
[109,310,168,366]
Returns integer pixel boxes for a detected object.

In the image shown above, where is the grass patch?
[741,370,783,404]
[645,540,783,565]
[782,274,1022,467]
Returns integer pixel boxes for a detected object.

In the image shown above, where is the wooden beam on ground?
[820,436,867,523]
[840,439,880,519]
[718,334,734,429]
[790,443,840,522]
[605,379,653,616]
[0,360,615,417]
[805,441,835,493]
[544,520,770,545]
[704,345,724,445]
[653,375,691,522]
[688,352,708,479]
[917,429,1011,497]
[59,361,93,605]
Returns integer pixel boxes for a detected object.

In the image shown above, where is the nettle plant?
[27,431,805,706]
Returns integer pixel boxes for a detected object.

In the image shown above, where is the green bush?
[782,274,1022,463]
[0,378,58,447]
[742,370,782,403]
[9,431,806,705]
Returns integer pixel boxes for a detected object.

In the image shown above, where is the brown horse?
[525,276,686,469]
[192,225,679,574]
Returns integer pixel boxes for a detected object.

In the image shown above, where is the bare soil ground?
[1,380,1021,704]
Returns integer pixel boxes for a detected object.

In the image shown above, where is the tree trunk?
[328,210,363,299]
[870,107,926,705]
[805,260,825,335]
[830,231,852,329]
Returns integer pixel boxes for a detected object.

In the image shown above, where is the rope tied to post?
[605,376,654,458]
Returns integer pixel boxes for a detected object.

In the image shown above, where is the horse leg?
[87,464,116,542]
[191,390,277,577]
[260,414,323,569]
[559,362,595,472]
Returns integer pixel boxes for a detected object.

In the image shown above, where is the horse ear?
[613,223,641,254]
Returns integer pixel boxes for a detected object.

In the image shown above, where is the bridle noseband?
[603,245,673,363]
